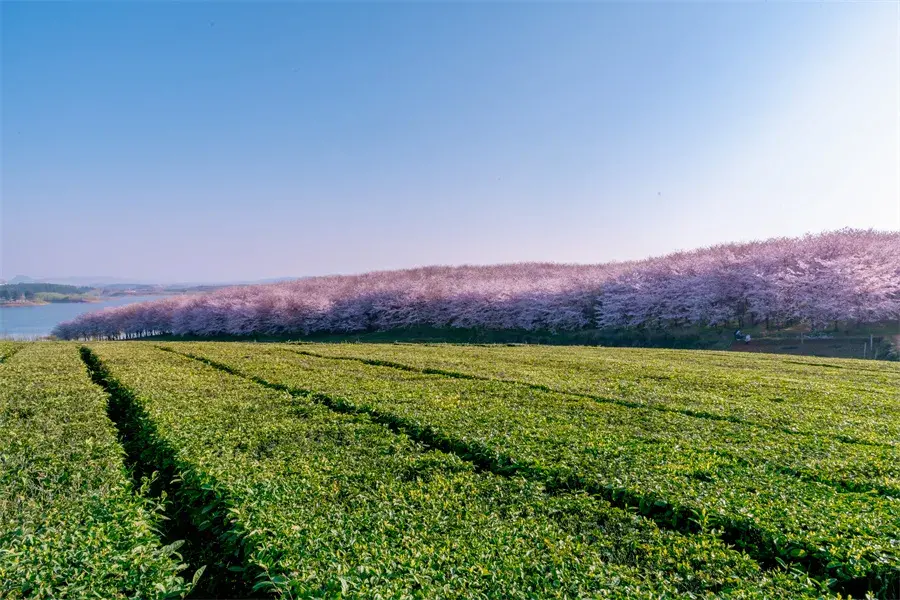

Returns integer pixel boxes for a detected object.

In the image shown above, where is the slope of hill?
[53,229,899,343]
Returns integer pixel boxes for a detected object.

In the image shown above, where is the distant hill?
[6,274,305,289]
[53,229,899,347]
[1,282,97,305]
[7,275,39,284]
[7,275,140,287]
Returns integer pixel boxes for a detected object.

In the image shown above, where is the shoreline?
[0,297,102,308]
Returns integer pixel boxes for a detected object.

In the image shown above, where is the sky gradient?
[2,2,898,283]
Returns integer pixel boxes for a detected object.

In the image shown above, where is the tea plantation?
[1,341,897,599]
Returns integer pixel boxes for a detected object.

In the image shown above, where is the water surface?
[0,296,167,338]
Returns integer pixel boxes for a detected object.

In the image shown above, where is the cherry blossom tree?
[54,229,900,340]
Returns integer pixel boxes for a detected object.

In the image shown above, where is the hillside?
[3,341,898,597]
[53,229,899,342]
[0,283,97,305]
[0,341,900,600]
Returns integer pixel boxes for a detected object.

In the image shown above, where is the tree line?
[1,283,92,302]
[53,229,899,340]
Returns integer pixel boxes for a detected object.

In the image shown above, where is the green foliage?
[302,343,900,447]
[87,342,824,598]
[9,339,893,597]
[0,342,23,362]
[0,343,191,599]
[148,324,731,349]
[0,283,93,303]
[175,342,900,597]
[32,292,93,303]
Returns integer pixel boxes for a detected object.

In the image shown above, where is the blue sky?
[2,2,897,283]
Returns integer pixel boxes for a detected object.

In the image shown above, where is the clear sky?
[2,1,897,283]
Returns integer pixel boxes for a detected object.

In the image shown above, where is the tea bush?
[176,342,900,597]
[89,342,823,598]
[0,344,191,599]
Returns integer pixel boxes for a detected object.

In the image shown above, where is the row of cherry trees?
[54,229,900,340]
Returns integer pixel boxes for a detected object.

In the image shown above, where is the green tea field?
[1,341,898,599]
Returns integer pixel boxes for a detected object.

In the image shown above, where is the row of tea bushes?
[90,342,823,598]
[285,345,900,496]
[0,344,190,599]
[0,341,22,362]
[301,343,900,447]
[174,342,899,596]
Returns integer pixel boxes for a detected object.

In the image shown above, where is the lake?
[0,296,168,338]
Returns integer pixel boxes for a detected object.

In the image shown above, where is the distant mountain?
[8,275,39,284]
[6,275,306,288]
[160,277,305,287]
[7,275,141,287]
